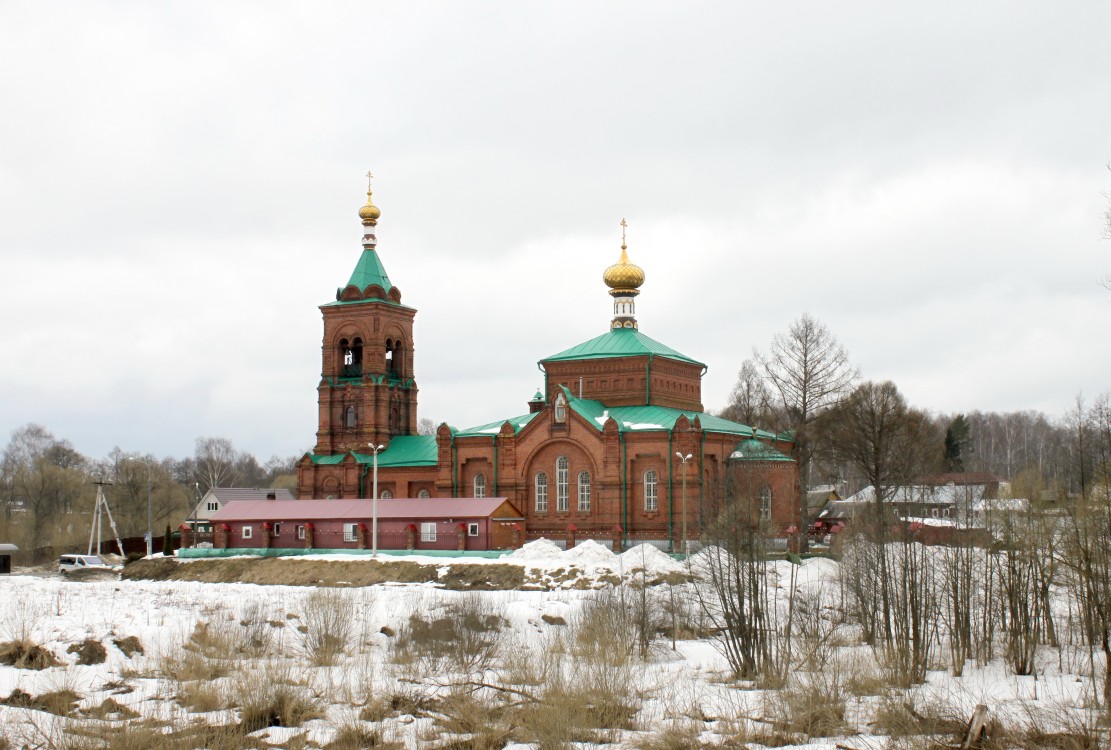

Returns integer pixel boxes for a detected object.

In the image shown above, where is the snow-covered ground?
[0,541,1102,748]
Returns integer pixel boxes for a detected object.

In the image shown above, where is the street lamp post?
[369,443,384,555]
[125,456,153,558]
[675,452,693,555]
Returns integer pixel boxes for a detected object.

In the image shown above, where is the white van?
[58,554,111,574]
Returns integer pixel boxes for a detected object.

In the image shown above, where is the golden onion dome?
[358,190,380,222]
[603,245,645,294]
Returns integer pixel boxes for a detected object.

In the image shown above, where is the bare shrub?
[755,671,847,743]
[236,600,274,657]
[184,617,240,659]
[573,587,643,666]
[233,664,321,732]
[298,588,355,666]
[159,649,228,682]
[631,721,704,749]
[519,655,640,747]
[392,594,506,681]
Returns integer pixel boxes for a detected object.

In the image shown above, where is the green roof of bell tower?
[346,248,393,293]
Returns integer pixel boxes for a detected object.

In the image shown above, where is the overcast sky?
[1,1,1109,463]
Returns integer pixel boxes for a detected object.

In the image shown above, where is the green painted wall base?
[177,547,509,560]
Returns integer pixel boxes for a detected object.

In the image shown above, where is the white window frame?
[207,501,219,512]
[468,522,479,537]
[296,525,305,540]
[644,470,658,512]
[535,472,548,512]
[421,522,437,542]
[242,525,253,540]
[417,489,431,498]
[343,523,357,543]
[578,471,591,512]
[473,473,486,498]
[381,490,393,499]
[556,456,569,512]
[759,485,772,522]
[273,523,281,537]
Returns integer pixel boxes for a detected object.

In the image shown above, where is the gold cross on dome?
[366,170,374,191]
[620,217,627,245]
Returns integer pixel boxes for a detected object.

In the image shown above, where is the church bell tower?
[313,174,419,455]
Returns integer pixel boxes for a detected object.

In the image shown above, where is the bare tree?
[193,436,243,492]
[754,313,858,550]
[721,359,775,428]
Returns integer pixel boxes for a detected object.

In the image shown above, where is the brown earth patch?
[112,635,144,658]
[67,638,108,665]
[0,640,59,670]
[121,556,531,589]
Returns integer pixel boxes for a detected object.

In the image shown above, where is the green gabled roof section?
[309,435,438,468]
[729,438,794,462]
[456,412,540,437]
[556,386,783,441]
[542,328,705,367]
[345,248,393,293]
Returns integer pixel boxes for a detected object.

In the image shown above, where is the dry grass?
[297,588,355,666]
[2,687,82,717]
[325,722,404,749]
[392,594,506,679]
[176,680,225,713]
[122,556,442,586]
[754,672,849,744]
[111,636,144,658]
[233,664,321,733]
[159,649,229,682]
[0,639,59,670]
[67,639,107,665]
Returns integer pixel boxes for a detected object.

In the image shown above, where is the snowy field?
[0,540,1102,749]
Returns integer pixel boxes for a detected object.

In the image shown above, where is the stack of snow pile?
[619,543,683,575]
[563,539,617,565]
[508,537,564,560]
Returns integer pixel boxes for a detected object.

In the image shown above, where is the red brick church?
[296,181,799,549]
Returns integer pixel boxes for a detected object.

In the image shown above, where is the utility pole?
[675,452,693,555]
[369,443,384,555]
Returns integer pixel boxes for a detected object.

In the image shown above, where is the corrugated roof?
[456,412,540,437]
[208,488,295,502]
[309,435,438,467]
[560,387,781,440]
[211,497,521,522]
[542,328,704,367]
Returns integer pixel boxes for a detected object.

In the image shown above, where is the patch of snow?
[508,537,564,560]
[620,543,682,574]
[564,539,616,564]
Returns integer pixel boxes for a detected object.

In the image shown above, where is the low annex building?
[294,181,800,550]
[185,487,295,534]
[204,497,524,552]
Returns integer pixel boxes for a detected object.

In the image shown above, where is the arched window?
[345,406,357,429]
[473,473,486,498]
[417,489,431,499]
[644,470,658,512]
[759,485,772,521]
[535,472,548,512]
[577,471,591,512]
[381,490,393,499]
[556,456,569,512]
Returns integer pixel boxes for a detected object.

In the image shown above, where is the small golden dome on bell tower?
[358,170,380,224]
[602,218,645,295]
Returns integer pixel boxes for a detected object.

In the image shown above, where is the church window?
[535,472,548,512]
[578,471,591,512]
[341,338,363,377]
[381,490,393,499]
[473,473,486,498]
[759,485,772,521]
[556,456,569,512]
[644,470,658,512]
[554,393,567,423]
[385,338,394,376]
[345,406,357,428]
[417,489,431,499]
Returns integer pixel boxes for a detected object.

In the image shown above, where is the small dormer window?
[554,393,567,423]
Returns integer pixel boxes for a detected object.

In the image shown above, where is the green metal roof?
[542,328,705,367]
[729,438,794,462]
[309,435,438,468]
[455,412,540,437]
[557,386,781,440]
[346,248,393,293]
